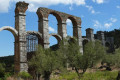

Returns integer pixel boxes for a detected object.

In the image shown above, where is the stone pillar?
[14,1,29,73]
[73,25,83,54]
[58,21,67,39]
[97,31,105,46]
[38,18,49,48]
[86,28,94,41]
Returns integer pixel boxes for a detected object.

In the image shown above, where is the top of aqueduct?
[15,1,82,26]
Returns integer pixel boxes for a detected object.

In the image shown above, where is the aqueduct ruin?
[0,1,83,73]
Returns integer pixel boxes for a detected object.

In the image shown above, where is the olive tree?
[29,45,62,80]
[58,38,106,80]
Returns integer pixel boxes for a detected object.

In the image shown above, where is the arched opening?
[0,30,14,73]
[26,31,43,49]
[26,34,39,75]
[66,17,77,38]
[66,19,73,37]
[26,32,43,60]
[49,35,61,51]
[48,13,59,34]
[26,34,38,53]
[82,39,89,51]
[48,12,62,47]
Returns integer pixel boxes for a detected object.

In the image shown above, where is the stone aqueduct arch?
[0,26,18,38]
[37,7,82,48]
[0,1,83,73]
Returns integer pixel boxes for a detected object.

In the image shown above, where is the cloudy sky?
[0,0,120,56]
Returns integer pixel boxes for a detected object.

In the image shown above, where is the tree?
[102,48,120,79]
[58,38,106,80]
[0,63,5,78]
[29,45,62,80]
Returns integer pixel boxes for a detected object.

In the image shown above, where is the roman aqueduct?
[0,1,83,73]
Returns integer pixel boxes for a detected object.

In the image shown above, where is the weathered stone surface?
[86,28,94,41]
[0,1,83,73]
[97,31,105,46]
[14,1,29,73]
[37,7,83,50]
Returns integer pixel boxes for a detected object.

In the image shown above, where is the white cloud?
[93,17,117,29]
[92,0,104,4]
[110,18,117,23]
[93,20,102,29]
[0,0,98,14]
[0,0,100,14]
[117,6,120,9]
[49,26,57,33]
[69,5,73,11]
[66,19,72,26]
[104,23,112,28]
[85,5,98,14]
[0,0,10,13]
[0,0,86,13]
[12,0,86,12]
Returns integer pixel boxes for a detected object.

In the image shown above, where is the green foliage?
[84,40,106,67]
[0,63,5,78]
[114,48,120,67]
[58,38,106,79]
[104,29,120,48]
[82,71,117,80]
[102,53,116,66]
[29,38,107,79]
[18,71,32,79]
[102,48,120,68]
[51,71,118,80]
[0,63,12,80]
[0,55,14,74]
[29,45,63,79]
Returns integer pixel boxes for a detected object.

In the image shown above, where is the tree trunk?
[75,67,81,80]
[44,71,51,80]
[116,71,120,80]
[38,74,41,80]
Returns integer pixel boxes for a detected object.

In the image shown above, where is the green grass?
[51,71,118,80]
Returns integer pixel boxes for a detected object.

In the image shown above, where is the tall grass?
[51,71,118,80]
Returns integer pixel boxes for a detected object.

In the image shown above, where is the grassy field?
[51,71,118,80]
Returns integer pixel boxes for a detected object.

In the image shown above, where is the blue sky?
[0,0,120,56]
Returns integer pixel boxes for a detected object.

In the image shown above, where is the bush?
[18,71,32,79]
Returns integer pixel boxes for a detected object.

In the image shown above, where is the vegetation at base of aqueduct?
[1,29,120,79]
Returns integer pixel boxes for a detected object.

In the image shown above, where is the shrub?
[18,71,32,79]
